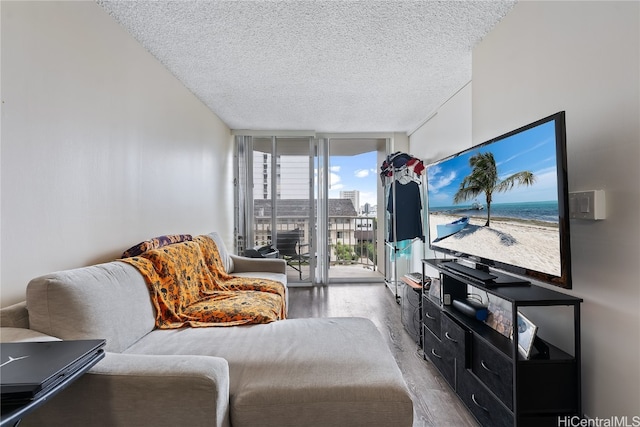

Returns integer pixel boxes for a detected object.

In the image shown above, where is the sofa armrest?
[230,254,286,274]
[21,352,230,427]
[0,327,60,343]
[0,301,29,328]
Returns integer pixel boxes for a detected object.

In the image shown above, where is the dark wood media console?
[421,258,582,427]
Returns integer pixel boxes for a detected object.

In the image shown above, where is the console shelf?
[421,258,583,427]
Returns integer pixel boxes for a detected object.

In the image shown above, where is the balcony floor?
[285,262,384,283]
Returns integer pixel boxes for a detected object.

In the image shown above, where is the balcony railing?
[328,216,377,271]
[243,215,379,280]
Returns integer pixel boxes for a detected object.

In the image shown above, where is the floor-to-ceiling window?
[235,134,390,285]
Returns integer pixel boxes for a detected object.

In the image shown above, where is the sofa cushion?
[123,317,413,427]
[207,232,234,273]
[26,262,155,353]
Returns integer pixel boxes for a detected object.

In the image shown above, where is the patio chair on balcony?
[276,229,310,280]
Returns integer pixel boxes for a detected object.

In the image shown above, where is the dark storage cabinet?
[401,282,422,345]
[421,259,582,427]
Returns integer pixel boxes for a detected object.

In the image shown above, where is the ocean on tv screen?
[431,200,559,224]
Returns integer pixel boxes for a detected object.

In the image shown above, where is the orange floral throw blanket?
[121,235,286,328]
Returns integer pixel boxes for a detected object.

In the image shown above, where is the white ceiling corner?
[97,0,516,133]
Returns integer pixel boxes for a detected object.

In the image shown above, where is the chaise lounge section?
[1,233,413,427]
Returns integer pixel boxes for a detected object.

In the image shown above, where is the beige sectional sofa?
[0,233,413,427]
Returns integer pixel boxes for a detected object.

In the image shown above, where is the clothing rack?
[380,152,426,301]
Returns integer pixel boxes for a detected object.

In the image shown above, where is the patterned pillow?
[121,234,193,258]
[207,232,234,273]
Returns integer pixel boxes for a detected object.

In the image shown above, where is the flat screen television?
[426,111,572,288]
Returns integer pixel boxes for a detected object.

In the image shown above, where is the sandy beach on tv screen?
[429,213,560,277]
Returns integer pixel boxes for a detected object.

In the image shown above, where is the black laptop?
[1,339,105,404]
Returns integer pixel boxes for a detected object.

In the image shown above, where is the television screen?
[426,112,571,288]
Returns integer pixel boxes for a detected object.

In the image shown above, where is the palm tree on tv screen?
[453,152,535,227]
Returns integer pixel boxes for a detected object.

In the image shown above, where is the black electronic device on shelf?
[452,298,488,321]
[438,259,530,287]
[438,260,496,283]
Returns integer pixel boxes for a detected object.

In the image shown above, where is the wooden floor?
[288,283,479,427]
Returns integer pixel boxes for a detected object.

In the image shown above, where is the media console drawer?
[471,334,513,409]
[423,324,455,387]
[441,313,468,363]
[458,369,513,427]
[422,296,441,338]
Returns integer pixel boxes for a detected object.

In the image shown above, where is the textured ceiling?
[97,1,516,133]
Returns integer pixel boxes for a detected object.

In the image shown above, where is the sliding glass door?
[325,138,386,283]
[236,135,315,283]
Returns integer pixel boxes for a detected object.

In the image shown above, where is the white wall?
[1,1,234,307]
[411,0,639,419]
[473,1,639,419]
[409,82,473,273]
[409,82,473,165]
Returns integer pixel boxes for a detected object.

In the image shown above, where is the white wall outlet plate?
[569,190,606,220]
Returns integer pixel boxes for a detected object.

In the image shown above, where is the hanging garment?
[387,180,424,242]
[389,238,413,262]
[380,152,425,183]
